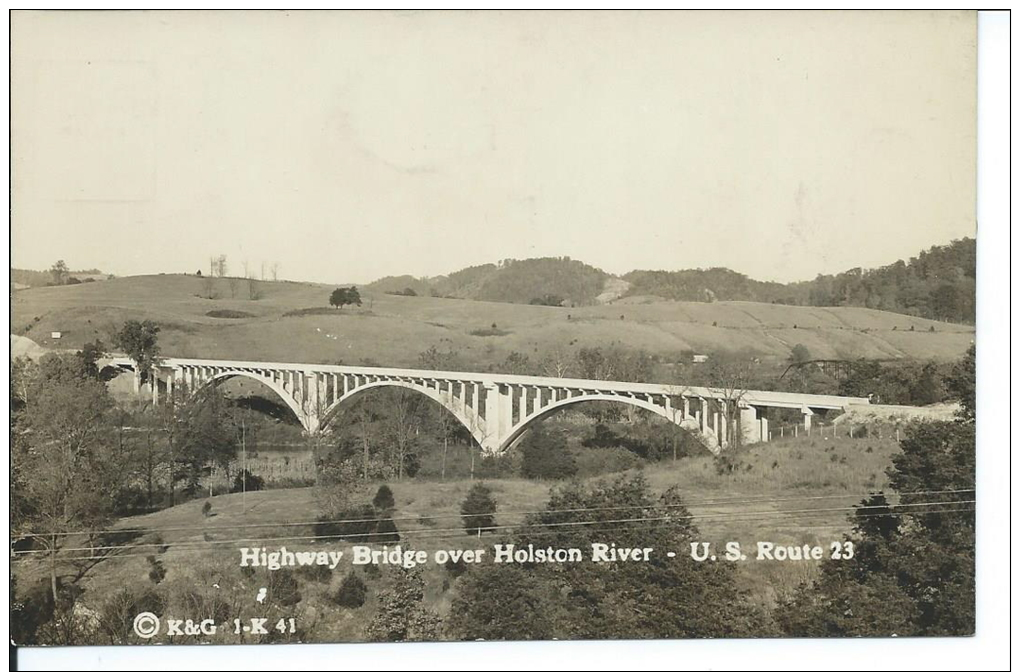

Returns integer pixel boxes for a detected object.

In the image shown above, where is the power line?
[30,505,975,564]
[11,500,974,557]
[16,488,975,540]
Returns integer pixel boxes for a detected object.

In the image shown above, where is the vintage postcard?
[10,8,985,661]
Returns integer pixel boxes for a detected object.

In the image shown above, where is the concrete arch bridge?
[104,356,870,456]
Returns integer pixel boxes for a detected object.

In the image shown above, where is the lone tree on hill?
[113,320,162,383]
[330,286,363,310]
[461,482,497,536]
[49,260,69,286]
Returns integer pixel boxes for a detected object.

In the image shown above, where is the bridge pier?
[742,405,767,446]
[802,406,814,433]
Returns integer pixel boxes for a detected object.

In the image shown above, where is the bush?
[335,572,367,608]
[230,469,265,493]
[267,570,301,608]
[475,454,515,479]
[573,446,644,477]
[714,454,743,476]
[372,484,395,511]
[444,557,468,578]
[294,563,332,584]
[201,501,212,517]
[313,504,377,542]
[146,556,167,585]
[461,483,497,536]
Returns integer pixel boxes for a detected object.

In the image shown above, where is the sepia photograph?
[6,8,1007,668]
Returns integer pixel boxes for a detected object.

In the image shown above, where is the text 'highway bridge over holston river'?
[105,356,871,456]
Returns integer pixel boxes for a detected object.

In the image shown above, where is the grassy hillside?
[11,273,974,369]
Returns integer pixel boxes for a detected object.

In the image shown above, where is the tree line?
[624,238,976,323]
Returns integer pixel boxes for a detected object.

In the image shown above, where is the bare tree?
[201,275,218,299]
[387,389,423,480]
[682,354,757,448]
[270,262,279,281]
[541,347,574,378]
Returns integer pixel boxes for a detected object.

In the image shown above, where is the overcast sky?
[12,10,976,284]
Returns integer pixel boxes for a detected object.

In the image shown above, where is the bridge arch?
[200,370,309,431]
[319,379,488,448]
[498,393,714,456]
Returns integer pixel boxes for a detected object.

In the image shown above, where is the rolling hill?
[11,273,974,371]
[363,239,977,324]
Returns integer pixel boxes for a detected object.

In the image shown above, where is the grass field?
[14,431,902,641]
[12,274,974,368]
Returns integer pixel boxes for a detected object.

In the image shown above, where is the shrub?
[573,446,644,477]
[201,501,212,517]
[294,563,332,584]
[461,483,497,536]
[146,556,166,585]
[372,484,395,511]
[267,570,301,608]
[444,557,468,578]
[335,572,367,608]
[313,504,377,542]
[714,454,743,476]
[230,469,265,493]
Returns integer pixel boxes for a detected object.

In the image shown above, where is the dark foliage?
[780,347,975,636]
[329,286,363,310]
[372,484,396,511]
[624,238,975,323]
[335,572,368,608]
[460,482,497,536]
[447,474,771,640]
[230,469,265,494]
[520,425,578,479]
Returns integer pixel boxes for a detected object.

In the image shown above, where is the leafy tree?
[789,343,812,364]
[417,345,459,370]
[76,340,107,380]
[780,403,975,636]
[946,344,976,422]
[172,387,237,495]
[446,566,555,640]
[520,425,577,480]
[330,286,363,310]
[460,482,497,536]
[113,320,162,383]
[366,567,441,642]
[447,474,770,640]
[500,351,532,375]
[49,260,69,286]
[13,352,119,602]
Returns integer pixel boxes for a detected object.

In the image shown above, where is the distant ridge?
[366,238,975,324]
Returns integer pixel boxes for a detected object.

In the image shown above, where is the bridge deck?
[105,355,869,411]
